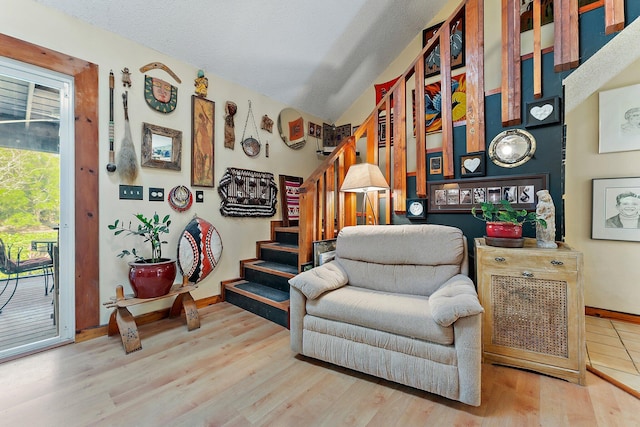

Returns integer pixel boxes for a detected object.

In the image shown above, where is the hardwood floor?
[0,302,638,426]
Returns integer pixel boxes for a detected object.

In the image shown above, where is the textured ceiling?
[34,0,448,122]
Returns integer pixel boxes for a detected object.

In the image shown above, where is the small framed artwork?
[525,97,561,128]
[460,151,485,177]
[599,84,640,154]
[429,156,442,175]
[309,122,316,137]
[191,96,214,186]
[313,238,337,267]
[592,177,640,242]
[422,7,465,77]
[141,122,182,171]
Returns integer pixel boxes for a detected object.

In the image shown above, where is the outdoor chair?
[0,238,53,314]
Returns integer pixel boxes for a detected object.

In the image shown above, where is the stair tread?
[246,260,298,276]
[227,280,289,302]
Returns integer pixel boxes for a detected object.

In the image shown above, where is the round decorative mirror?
[488,129,536,168]
[277,108,306,149]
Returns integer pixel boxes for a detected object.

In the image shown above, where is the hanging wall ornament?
[177,216,223,284]
[224,101,237,149]
[144,75,178,113]
[168,185,193,212]
[241,100,261,157]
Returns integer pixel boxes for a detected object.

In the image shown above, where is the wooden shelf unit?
[474,238,585,385]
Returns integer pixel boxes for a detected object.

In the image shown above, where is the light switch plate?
[195,190,204,203]
[119,185,143,200]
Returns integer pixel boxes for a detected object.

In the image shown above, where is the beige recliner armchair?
[289,224,483,406]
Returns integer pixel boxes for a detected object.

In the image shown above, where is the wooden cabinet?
[474,238,585,385]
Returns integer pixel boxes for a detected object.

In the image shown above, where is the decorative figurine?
[224,101,237,149]
[121,67,132,87]
[536,189,557,248]
[194,69,208,97]
[261,114,274,133]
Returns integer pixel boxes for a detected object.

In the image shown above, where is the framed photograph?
[525,97,561,128]
[422,7,465,77]
[460,151,486,177]
[313,238,337,267]
[429,156,442,175]
[191,96,214,186]
[141,122,182,171]
[599,84,640,154]
[427,174,548,213]
[309,122,316,137]
[592,177,640,242]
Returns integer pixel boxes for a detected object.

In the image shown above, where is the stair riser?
[260,247,298,267]
[244,267,290,292]
[225,290,288,328]
[275,230,298,246]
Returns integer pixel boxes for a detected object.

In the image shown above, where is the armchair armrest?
[429,274,484,327]
[288,260,348,299]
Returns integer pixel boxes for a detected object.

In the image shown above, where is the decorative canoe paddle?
[106,70,117,173]
[116,91,139,183]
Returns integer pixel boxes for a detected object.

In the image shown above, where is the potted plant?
[472,200,547,240]
[108,213,177,298]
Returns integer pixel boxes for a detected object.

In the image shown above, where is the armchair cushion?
[289,261,348,299]
[429,274,484,327]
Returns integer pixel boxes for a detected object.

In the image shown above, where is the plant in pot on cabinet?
[472,200,546,247]
[108,213,177,298]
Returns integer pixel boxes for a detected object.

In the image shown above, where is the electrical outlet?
[119,185,143,200]
[149,187,165,201]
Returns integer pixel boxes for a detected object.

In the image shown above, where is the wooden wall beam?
[465,0,485,152]
[414,57,427,198]
[392,80,407,214]
[553,0,579,71]
[501,0,521,126]
[533,0,543,98]
[440,21,454,178]
[324,163,335,238]
[605,0,625,35]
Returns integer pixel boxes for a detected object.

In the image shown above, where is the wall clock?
[406,198,427,219]
[242,137,261,157]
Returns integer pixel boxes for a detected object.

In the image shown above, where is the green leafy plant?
[108,213,171,263]
[471,200,547,227]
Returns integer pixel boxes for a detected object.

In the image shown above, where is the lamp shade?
[340,163,389,193]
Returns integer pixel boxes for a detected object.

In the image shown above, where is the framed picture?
[427,174,548,213]
[141,122,182,171]
[417,73,466,134]
[599,84,640,154]
[313,238,337,267]
[309,122,316,137]
[592,177,640,242]
[429,156,442,175]
[191,96,214,186]
[423,7,465,78]
[520,0,554,32]
[525,97,561,128]
[460,151,486,177]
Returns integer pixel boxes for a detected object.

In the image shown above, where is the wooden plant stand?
[103,283,200,354]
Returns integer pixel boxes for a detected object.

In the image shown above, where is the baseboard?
[585,306,640,325]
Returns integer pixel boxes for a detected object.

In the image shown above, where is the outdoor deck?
[0,274,57,352]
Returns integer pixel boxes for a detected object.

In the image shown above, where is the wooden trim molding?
[0,33,100,332]
[585,306,640,325]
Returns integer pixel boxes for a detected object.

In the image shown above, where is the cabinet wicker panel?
[475,238,585,385]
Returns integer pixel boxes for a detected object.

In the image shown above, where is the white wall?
[1,0,324,324]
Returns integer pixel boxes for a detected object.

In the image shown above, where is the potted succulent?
[108,213,177,298]
[472,200,546,240]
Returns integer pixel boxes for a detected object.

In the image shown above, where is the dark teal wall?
[396,3,640,268]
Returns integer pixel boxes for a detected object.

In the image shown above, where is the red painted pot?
[128,259,177,298]
[486,222,523,239]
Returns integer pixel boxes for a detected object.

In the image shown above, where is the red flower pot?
[486,222,522,239]
[128,259,177,298]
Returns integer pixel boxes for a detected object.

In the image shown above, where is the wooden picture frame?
[141,122,182,170]
[429,155,442,175]
[460,151,486,177]
[427,174,548,213]
[191,96,215,187]
[422,7,465,78]
[592,177,640,242]
[598,83,640,154]
[525,96,561,128]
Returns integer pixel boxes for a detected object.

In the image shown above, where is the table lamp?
[340,163,389,225]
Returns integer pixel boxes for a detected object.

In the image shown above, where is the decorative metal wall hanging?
[168,185,193,212]
[218,167,278,217]
[240,101,261,157]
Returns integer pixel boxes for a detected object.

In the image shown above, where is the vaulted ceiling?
[34,0,449,122]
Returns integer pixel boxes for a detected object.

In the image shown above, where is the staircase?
[222,222,298,328]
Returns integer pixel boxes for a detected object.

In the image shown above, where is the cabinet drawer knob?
[494,257,506,262]
[522,271,534,278]
[550,260,564,265]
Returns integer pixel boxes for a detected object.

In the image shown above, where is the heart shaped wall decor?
[464,157,481,173]
[530,104,553,121]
